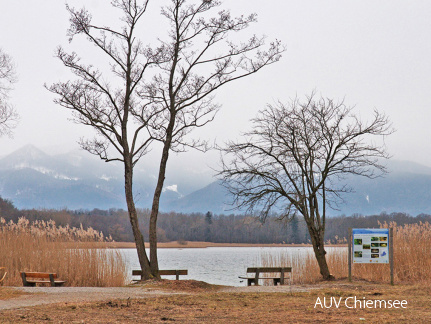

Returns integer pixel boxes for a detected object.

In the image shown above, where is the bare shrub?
[0,217,127,286]
[260,248,347,284]
[354,221,431,284]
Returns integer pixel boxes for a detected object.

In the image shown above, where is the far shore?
[74,241,348,249]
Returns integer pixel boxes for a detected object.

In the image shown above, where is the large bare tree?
[47,1,164,279]
[0,48,18,136]
[219,93,393,280]
[48,0,283,280]
[140,0,284,277]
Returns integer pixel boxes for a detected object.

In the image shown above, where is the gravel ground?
[0,284,314,311]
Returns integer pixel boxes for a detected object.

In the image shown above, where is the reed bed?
[0,217,128,287]
[261,222,431,285]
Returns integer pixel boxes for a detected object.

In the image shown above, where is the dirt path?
[0,285,313,311]
[0,287,184,310]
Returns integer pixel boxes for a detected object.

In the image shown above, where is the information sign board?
[352,228,389,264]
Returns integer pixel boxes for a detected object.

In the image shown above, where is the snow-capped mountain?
[1,145,431,216]
[0,145,182,210]
[165,160,431,216]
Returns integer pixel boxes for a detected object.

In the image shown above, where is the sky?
[1,0,431,184]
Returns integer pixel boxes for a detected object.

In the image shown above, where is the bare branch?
[0,48,19,136]
[218,92,394,279]
[50,0,161,279]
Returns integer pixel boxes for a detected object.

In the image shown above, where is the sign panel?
[352,228,389,263]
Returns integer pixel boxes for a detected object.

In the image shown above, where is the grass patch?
[0,217,127,287]
[0,281,429,323]
[261,222,431,285]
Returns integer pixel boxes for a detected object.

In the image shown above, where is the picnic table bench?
[239,267,292,286]
[21,272,66,287]
[132,269,188,281]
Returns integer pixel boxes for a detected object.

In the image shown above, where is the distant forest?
[1,197,430,244]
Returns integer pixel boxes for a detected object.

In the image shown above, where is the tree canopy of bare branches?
[0,48,18,136]
[47,0,158,279]
[139,0,284,276]
[219,92,393,279]
[48,0,284,279]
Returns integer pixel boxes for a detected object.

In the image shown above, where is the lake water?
[120,246,345,286]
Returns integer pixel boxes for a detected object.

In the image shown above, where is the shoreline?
[87,241,348,249]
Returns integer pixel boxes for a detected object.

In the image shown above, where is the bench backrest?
[132,269,188,276]
[22,272,58,279]
[246,267,291,273]
[159,270,188,276]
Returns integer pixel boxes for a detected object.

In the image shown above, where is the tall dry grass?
[261,222,431,285]
[0,217,128,287]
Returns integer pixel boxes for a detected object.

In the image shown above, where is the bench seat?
[25,279,67,284]
[239,267,292,286]
[21,272,66,287]
[132,269,188,281]
[238,276,285,285]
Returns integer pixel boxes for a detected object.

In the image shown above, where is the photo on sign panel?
[354,239,362,245]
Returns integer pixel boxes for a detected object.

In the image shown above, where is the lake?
[120,246,345,286]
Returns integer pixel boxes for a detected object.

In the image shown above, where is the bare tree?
[48,0,283,280]
[0,48,18,136]
[47,1,164,279]
[140,0,284,277]
[219,93,393,280]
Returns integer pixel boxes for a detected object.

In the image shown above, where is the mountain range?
[0,144,430,216]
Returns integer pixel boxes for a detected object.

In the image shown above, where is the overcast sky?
[1,0,431,176]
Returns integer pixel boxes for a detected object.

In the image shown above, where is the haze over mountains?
[0,145,430,216]
[0,145,220,212]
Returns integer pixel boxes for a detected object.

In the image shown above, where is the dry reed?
[0,217,127,287]
[261,222,431,285]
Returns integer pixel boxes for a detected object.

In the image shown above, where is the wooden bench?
[132,269,188,281]
[21,272,66,287]
[239,267,292,286]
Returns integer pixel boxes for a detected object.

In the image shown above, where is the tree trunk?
[149,33,178,277]
[148,137,171,278]
[124,159,152,280]
[307,223,334,280]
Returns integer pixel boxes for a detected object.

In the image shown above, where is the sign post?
[349,228,394,285]
[389,227,394,285]
[348,228,352,282]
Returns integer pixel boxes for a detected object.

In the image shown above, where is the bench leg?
[254,271,260,286]
[247,278,253,286]
[49,274,56,287]
[273,278,280,286]
[24,282,36,287]
[21,273,35,287]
